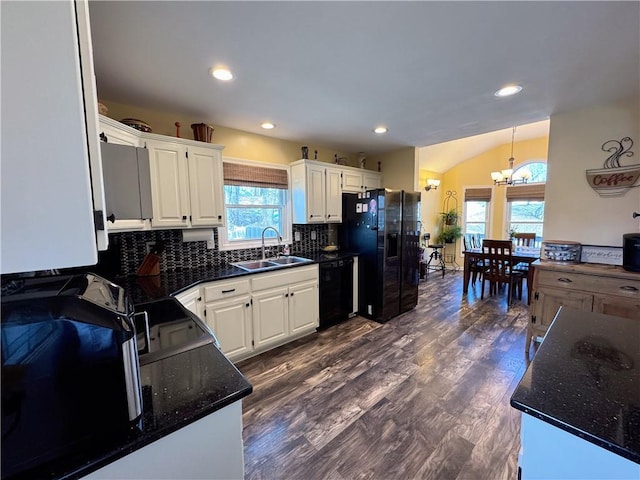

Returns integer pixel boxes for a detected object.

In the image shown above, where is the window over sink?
[218,159,291,251]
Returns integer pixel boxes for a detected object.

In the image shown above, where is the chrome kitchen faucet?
[261,227,282,260]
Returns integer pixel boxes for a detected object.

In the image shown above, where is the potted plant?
[437,225,463,244]
[441,208,459,226]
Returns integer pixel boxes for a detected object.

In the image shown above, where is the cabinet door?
[288,280,318,335]
[325,167,343,222]
[147,140,190,228]
[252,286,289,350]
[593,296,640,319]
[175,287,203,319]
[306,165,326,223]
[532,289,593,328]
[187,146,225,227]
[205,296,253,361]
[1,0,102,273]
[342,170,364,193]
[363,172,382,190]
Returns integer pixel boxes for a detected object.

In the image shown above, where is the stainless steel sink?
[269,256,312,265]
[232,256,312,272]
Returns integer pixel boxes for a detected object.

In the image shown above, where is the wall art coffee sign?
[586,137,638,197]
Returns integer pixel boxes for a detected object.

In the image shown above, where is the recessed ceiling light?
[261,122,275,129]
[211,68,233,81]
[494,84,523,97]
[373,126,388,134]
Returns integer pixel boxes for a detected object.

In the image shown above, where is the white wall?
[544,102,640,246]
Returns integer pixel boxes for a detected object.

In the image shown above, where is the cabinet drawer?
[536,269,640,299]
[593,277,640,300]
[203,278,251,302]
[251,265,318,291]
[535,270,589,291]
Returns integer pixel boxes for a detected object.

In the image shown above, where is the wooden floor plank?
[238,271,529,480]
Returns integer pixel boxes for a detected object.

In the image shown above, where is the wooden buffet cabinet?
[527,260,640,350]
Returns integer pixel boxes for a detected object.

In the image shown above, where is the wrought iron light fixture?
[491,126,531,186]
[424,178,440,191]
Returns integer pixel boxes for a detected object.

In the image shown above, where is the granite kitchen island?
[511,307,639,479]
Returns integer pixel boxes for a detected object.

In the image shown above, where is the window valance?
[506,183,545,201]
[223,162,289,189]
[464,187,492,202]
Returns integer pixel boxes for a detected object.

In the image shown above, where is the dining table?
[462,246,541,303]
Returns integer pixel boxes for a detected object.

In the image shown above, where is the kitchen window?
[506,168,546,243]
[218,160,291,251]
[463,187,491,246]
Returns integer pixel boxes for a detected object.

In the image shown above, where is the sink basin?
[232,256,312,272]
[269,256,312,265]
[233,260,278,271]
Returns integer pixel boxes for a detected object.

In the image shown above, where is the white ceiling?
[89,1,639,164]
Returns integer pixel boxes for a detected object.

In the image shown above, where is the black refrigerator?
[340,189,420,323]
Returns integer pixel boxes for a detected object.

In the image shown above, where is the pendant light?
[491,126,531,186]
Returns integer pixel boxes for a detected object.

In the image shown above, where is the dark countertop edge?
[510,398,640,465]
[144,252,359,298]
[61,378,253,480]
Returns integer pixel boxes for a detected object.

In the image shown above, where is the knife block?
[136,253,160,276]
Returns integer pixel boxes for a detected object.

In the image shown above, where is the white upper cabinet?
[145,136,225,229]
[147,139,191,228]
[291,160,344,224]
[325,167,343,222]
[99,116,141,147]
[1,0,106,273]
[187,146,224,226]
[342,167,383,193]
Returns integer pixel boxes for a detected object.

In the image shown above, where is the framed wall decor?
[580,245,623,265]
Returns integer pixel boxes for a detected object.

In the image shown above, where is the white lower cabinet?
[175,286,203,319]
[205,295,253,360]
[289,280,320,335]
[179,265,319,363]
[251,286,290,350]
[82,401,244,480]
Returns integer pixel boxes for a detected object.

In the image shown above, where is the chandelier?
[491,126,531,185]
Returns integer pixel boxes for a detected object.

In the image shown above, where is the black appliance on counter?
[1,273,143,479]
[341,189,420,322]
[622,233,640,272]
[318,255,354,329]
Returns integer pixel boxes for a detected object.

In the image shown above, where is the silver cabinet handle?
[620,285,639,292]
[557,277,573,283]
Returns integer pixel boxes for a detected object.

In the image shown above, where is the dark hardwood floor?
[237,271,532,480]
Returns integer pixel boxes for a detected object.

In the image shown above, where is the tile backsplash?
[108,225,329,276]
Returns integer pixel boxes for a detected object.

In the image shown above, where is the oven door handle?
[133,310,151,355]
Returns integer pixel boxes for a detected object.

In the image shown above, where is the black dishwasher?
[319,256,354,329]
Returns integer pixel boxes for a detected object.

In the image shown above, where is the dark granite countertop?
[115,252,358,304]
[510,307,640,464]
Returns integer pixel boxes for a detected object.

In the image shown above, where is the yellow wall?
[102,100,364,167]
[437,137,549,244]
[369,147,418,191]
[417,169,442,241]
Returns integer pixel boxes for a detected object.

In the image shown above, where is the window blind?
[464,187,492,202]
[223,162,289,189]
[506,183,545,201]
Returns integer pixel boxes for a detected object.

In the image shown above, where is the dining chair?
[511,233,537,286]
[513,232,537,247]
[481,239,523,306]
[464,236,484,286]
